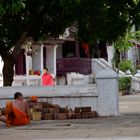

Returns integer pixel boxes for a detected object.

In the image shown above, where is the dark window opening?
[62,41,76,58]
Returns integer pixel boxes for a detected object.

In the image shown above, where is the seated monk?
[0,92,30,127]
[42,67,55,86]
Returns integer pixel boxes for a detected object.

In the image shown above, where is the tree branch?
[12,5,47,60]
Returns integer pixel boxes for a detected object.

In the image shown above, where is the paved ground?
[1,94,140,140]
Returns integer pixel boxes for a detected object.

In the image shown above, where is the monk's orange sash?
[5,101,29,127]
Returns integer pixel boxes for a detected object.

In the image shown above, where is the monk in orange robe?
[42,68,55,86]
[0,92,30,127]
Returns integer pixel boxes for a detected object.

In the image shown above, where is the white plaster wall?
[32,45,41,71]
[0,84,97,111]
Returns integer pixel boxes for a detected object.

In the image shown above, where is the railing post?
[96,70,119,116]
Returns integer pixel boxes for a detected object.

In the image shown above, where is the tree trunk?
[3,59,15,86]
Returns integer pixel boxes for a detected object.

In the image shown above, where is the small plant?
[119,77,132,91]
[119,60,135,74]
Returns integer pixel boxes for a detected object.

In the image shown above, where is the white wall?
[0,84,98,112]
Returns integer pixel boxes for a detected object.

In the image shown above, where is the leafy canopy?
[75,0,140,44]
[1,0,140,54]
[114,30,140,52]
[0,0,77,55]
[0,0,26,16]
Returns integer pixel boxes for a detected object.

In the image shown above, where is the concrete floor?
[1,94,140,140]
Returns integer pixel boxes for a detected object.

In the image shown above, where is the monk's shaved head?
[14,92,23,100]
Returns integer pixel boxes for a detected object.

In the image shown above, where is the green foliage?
[114,31,140,52]
[0,0,26,16]
[1,0,140,53]
[0,0,77,51]
[119,77,132,91]
[75,0,140,44]
[119,60,135,73]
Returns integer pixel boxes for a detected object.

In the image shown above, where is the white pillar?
[54,45,58,77]
[96,70,119,116]
[40,45,44,74]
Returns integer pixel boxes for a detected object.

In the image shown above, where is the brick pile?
[28,101,97,120]
[0,108,5,116]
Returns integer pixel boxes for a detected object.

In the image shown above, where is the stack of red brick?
[28,101,97,120]
[0,108,6,116]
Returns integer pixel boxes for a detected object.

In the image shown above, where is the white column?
[54,45,58,77]
[25,50,32,86]
[40,45,44,74]
[96,70,119,116]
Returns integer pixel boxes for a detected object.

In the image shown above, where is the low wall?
[0,68,119,117]
[0,84,98,112]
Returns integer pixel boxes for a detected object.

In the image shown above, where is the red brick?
[33,102,43,109]
[49,108,60,113]
[92,111,97,118]
[81,107,91,113]
[54,113,58,120]
[27,102,34,108]
[42,108,50,113]
[59,108,68,113]
[67,109,75,119]
[42,113,54,120]
[0,109,2,116]
[57,113,67,120]
[75,113,82,119]
[82,112,96,119]
[74,107,81,113]
[42,102,52,108]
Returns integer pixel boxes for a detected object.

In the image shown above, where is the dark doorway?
[15,49,26,75]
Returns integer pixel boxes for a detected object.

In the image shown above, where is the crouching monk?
[0,92,30,127]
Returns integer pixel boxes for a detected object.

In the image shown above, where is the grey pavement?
[1,94,140,140]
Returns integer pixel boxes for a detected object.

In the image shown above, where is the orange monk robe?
[42,73,55,86]
[5,101,30,127]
